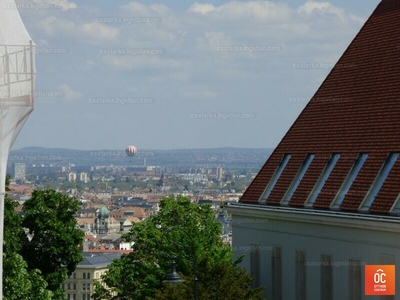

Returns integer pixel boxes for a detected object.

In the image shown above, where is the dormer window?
[259,154,291,203]
[360,152,399,211]
[281,154,315,205]
[331,153,368,209]
[306,154,340,206]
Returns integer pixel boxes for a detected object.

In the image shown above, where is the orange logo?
[365,265,395,296]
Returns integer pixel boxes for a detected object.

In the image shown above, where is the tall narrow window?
[250,243,260,288]
[379,255,395,300]
[260,154,291,202]
[320,254,333,300]
[295,250,306,300]
[271,246,282,300]
[331,153,368,209]
[282,154,315,204]
[349,259,361,300]
[306,154,340,206]
[360,153,399,210]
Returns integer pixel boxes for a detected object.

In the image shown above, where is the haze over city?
[11,0,380,151]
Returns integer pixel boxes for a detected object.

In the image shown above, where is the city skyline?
[11,0,381,150]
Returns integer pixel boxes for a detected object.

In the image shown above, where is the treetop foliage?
[93,195,265,300]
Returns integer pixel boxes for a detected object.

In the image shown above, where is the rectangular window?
[379,255,395,300]
[73,283,76,290]
[67,294,71,300]
[271,246,282,300]
[87,273,91,279]
[87,283,90,291]
[250,243,260,288]
[349,259,361,300]
[295,250,306,300]
[83,273,86,279]
[306,154,340,206]
[73,272,76,279]
[331,153,368,209]
[67,283,70,290]
[260,154,291,202]
[73,295,76,300]
[361,153,399,210]
[320,254,333,300]
[282,154,315,204]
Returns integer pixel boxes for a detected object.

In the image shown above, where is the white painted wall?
[227,204,400,300]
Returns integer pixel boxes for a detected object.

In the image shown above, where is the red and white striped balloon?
[125,145,137,157]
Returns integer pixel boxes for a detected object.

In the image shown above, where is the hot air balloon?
[125,145,137,157]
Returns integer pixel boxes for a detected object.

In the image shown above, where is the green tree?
[20,189,84,298]
[3,175,53,299]
[152,257,264,300]
[3,252,53,300]
[93,196,264,300]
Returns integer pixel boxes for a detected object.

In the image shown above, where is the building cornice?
[226,203,400,233]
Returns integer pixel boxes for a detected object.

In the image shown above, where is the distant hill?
[8,147,274,169]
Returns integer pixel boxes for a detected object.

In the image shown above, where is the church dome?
[98,206,110,219]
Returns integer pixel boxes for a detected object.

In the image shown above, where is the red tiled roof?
[9,185,33,193]
[126,217,141,223]
[111,207,145,218]
[84,235,100,242]
[76,217,95,226]
[240,0,400,214]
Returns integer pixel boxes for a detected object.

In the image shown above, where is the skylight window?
[390,192,400,214]
[331,153,368,209]
[359,153,398,211]
[259,154,291,202]
[281,154,315,204]
[306,154,340,206]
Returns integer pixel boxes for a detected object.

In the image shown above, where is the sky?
[10,0,381,151]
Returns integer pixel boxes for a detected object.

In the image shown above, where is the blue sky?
[11,0,381,150]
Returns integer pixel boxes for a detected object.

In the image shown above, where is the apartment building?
[63,252,122,299]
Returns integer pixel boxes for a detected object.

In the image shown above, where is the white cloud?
[37,17,119,44]
[81,22,119,43]
[297,1,343,15]
[180,86,218,100]
[27,0,367,88]
[188,1,293,22]
[196,32,233,50]
[58,84,83,100]
[38,16,57,36]
[188,3,216,14]
[100,54,185,71]
[24,0,77,11]
[121,2,170,16]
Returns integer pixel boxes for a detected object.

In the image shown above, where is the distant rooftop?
[77,252,123,268]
